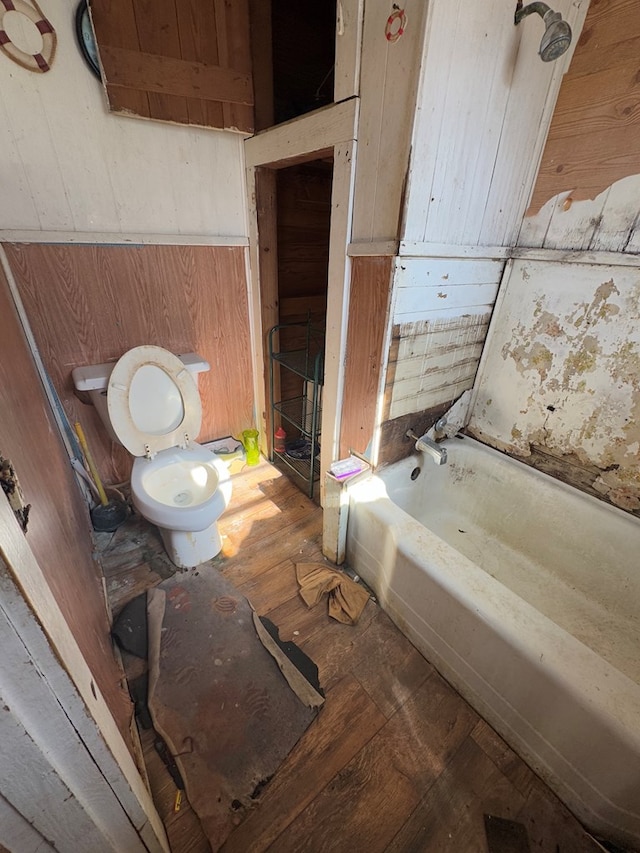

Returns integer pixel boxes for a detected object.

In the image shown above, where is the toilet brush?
[74,421,127,532]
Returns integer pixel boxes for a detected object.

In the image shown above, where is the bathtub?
[346,435,640,847]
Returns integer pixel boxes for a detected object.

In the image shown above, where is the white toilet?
[72,345,231,569]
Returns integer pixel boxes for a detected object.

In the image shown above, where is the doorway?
[268,159,333,498]
[245,103,357,504]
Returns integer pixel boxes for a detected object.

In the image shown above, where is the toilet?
[72,345,231,568]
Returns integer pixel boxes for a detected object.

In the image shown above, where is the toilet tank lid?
[72,352,210,392]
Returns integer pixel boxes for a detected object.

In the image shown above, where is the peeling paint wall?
[469,259,640,514]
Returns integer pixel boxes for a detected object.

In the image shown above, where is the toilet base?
[158,522,223,569]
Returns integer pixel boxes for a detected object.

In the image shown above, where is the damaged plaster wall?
[469,259,640,514]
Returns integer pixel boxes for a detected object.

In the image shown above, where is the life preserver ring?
[385,8,406,43]
[0,0,56,73]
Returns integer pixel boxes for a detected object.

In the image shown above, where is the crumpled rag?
[295,562,370,625]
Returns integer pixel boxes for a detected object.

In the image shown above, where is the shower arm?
[514,1,552,25]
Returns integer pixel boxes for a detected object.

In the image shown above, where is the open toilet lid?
[107,345,202,457]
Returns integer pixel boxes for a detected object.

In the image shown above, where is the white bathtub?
[346,435,640,847]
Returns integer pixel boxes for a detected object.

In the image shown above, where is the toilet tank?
[72,352,210,445]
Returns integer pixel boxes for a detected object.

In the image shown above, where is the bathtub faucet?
[406,430,448,465]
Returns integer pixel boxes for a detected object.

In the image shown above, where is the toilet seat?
[107,345,202,457]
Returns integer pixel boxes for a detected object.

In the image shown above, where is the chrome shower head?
[514,2,572,62]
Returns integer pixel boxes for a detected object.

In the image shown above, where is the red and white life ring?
[0,0,56,73]
[385,8,407,43]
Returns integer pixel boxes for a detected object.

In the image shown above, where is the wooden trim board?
[99,46,254,105]
[320,140,358,481]
[0,232,249,246]
[347,240,399,257]
[245,99,358,168]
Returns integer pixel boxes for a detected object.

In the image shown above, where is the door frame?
[0,495,168,853]
[244,99,359,499]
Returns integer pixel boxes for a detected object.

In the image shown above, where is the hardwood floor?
[100,461,606,853]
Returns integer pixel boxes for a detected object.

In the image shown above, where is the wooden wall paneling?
[402,0,588,248]
[276,163,332,300]
[0,260,134,749]
[89,0,151,118]
[545,190,610,251]
[0,792,55,853]
[176,0,224,128]
[478,0,588,248]
[276,162,332,410]
[214,0,254,132]
[393,258,503,324]
[135,0,190,123]
[520,174,640,253]
[4,243,253,485]
[0,93,40,230]
[589,177,640,252]
[567,0,640,77]
[352,0,427,242]
[416,2,513,245]
[529,58,640,210]
[0,34,76,231]
[527,0,640,223]
[91,0,254,132]
[334,0,364,102]
[249,0,274,131]
[255,169,280,452]
[399,0,452,244]
[387,256,504,421]
[339,256,393,457]
[625,214,640,253]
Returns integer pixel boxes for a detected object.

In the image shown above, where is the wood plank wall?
[277,162,332,316]
[401,0,586,249]
[276,162,332,409]
[339,256,393,457]
[529,0,640,212]
[0,263,133,748]
[376,256,506,467]
[386,258,505,420]
[521,0,640,252]
[352,0,427,242]
[4,244,254,485]
[91,0,254,132]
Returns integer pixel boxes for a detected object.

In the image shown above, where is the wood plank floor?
[100,461,608,853]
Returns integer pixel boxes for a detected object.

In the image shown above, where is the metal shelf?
[268,322,324,500]
[272,449,321,484]
[274,396,323,437]
[272,349,324,385]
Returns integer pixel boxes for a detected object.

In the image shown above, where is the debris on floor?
[146,568,323,850]
[296,561,371,624]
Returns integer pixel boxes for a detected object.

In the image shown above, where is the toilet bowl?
[129,443,231,568]
[73,345,231,568]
